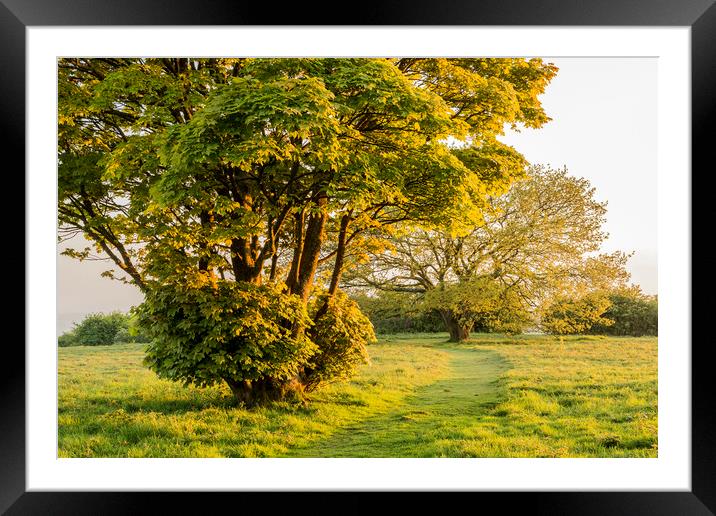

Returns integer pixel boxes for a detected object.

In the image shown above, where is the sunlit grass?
[58,333,657,458]
[454,334,658,457]
[58,336,451,457]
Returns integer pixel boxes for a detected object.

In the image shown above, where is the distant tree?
[57,332,78,347]
[113,313,152,343]
[346,166,630,341]
[539,292,613,335]
[590,288,658,336]
[421,276,531,339]
[70,312,127,346]
[57,311,151,346]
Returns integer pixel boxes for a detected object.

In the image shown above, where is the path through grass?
[58,334,657,458]
[288,347,507,457]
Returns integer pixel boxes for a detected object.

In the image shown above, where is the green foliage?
[58,332,78,347]
[58,311,151,347]
[113,327,135,344]
[79,312,127,345]
[352,291,444,334]
[423,277,531,335]
[58,57,557,292]
[303,291,376,392]
[58,58,557,402]
[470,294,532,335]
[138,279,316,389]
[114,314,152,344]
[590,289,658,336]
[69,312,128,346]
[347,166,630,339]
[540,293,613,335]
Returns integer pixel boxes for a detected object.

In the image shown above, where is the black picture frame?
[4,1,712,514]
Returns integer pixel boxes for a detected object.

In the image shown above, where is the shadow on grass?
[68,391,235,417]
[62,386,324,429]
[284,348,509,457]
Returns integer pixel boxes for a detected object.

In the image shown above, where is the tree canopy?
[58,57,558,403]
[346,166,631,340]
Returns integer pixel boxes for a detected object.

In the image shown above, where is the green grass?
[58,333,657,458]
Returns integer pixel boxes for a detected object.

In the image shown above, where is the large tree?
[346,166,631,341]
[58,58,557,403]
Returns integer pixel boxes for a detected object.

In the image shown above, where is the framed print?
[4,0,713,513]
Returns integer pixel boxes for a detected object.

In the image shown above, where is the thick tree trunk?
[292,194,327,302]
[230,238,262,284]
[224,378,256,406]
[439,310,472,342]
[224,377,305,407]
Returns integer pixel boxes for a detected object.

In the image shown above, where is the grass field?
[58,333,657,458]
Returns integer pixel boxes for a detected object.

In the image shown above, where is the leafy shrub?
[352,291,444,334]
[468,290,532,335]
[303,290,375,391]
[138,279,316,392]
[57,332,78,347]
[113,327,135,343]
[70,312,128,346]
[590,291,657,336]
[423,277,532,337]
[540,293,613,335]
[113,314,152,343]
[57,311,151,347]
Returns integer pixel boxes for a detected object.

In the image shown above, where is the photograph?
[56,56,659,459]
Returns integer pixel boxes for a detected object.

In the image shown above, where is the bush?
[77,312,128,345]
[467,289,532,335]
[303,290,375,391]
[138,280,317,395]
[590,291,657,336]
[423,277,533,337]
[352,291,444,333]
[113,314,152,343]
[57,311,152,347]
[540,293,613,335]
[57,312,127,346]
[113,327,134,343]
[57,332,78,347]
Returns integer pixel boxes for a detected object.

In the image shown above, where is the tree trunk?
[198,210,212,272]
[439,310,472,342]
[230,237,262,284]
[327,214,351,297]
[285,211,305,292]
[224,378,256,406]
[269,252,279,281]
[315,214,350,320]
[224,377,305,407]
[292,194,327,302]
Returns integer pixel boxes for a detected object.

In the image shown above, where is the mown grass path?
[58,335,657,458]
[286,347,508,457]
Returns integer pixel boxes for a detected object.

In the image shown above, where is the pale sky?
[499,57,657,295]
[57,57,657,333]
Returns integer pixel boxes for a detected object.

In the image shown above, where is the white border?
[27,27,690,491]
